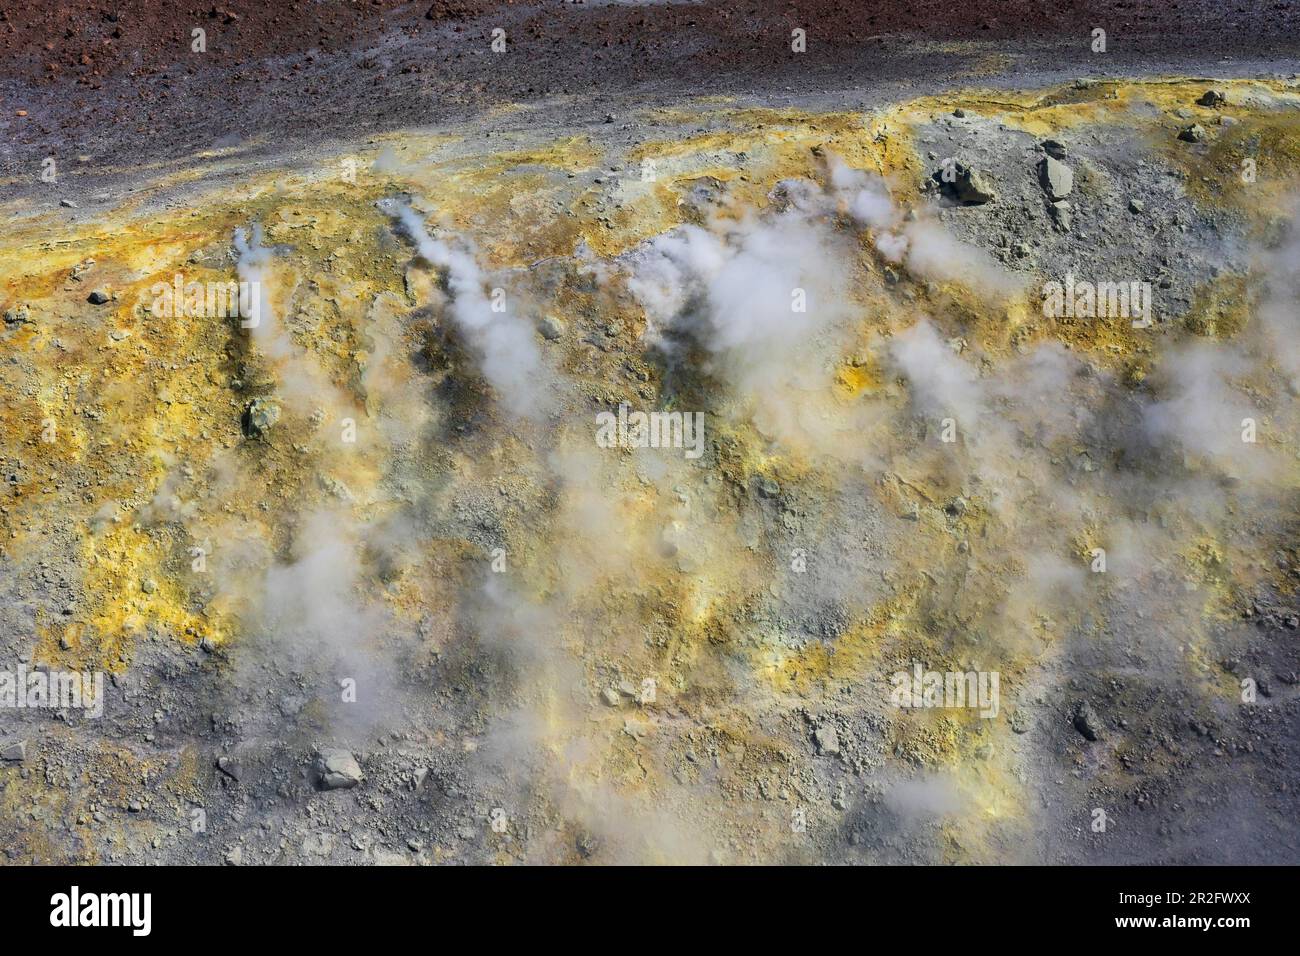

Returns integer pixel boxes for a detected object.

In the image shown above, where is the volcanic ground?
[2,3,1300,865]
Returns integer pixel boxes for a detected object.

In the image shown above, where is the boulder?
[315,748,363,790]
[1038,156,1074,201]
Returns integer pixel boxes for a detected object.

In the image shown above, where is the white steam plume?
[383,199,548,418]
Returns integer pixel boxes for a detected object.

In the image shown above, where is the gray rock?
[1178,124,1207,143]
[1128,198,1145,214]
[315,748,363,790]
[1050,199,1073,232]
[87,289,111,305]
[1038,156,1074,201]
[3,304,31,325]
[936,162,997,205]
[242,398,280,438]
[813,725,840,755]
[1197,89,1226,107]
[319,474,355,502]
[537,315,564,341]
[757,477,781,498]
[1073,700,1102,741]
[1042,139,1068,160]
[1,740,27,762]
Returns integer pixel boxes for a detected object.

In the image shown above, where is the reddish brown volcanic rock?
[1,1,1296,87]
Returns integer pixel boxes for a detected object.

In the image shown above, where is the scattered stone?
[1,740,27,762]
[1009,710,1031,734]
[1072,700,1103,741]
[1041,139,1067,160]
[60,199,77,209]
[601,687,623,707]
[140,578,157,594]
[758,477,781,498]
[1128,198,1145,214]
[1178,124,1207,143]
[945,496,968,517]
[242,397,280,438]
[1038,156,1074,201]
[537,315,564,341]
[87,289,111,304]
[1197,89,1226,107]
[315,748,363,790]
[216,756,242,781]
[952,108,966,118]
